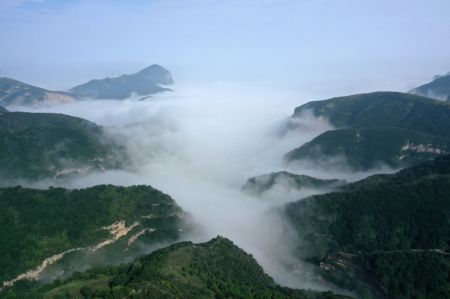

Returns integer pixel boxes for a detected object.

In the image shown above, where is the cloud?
[7,82,378,295]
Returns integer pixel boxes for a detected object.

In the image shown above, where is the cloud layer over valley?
[7,82,379,294]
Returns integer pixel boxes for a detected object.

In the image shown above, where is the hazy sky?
[1,0,449,97]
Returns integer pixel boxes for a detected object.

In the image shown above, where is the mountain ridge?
[2,236,349,299]
[409,73,450,100]
[0,64,173,105]
[0,110,126,181]
[285,155,450,298]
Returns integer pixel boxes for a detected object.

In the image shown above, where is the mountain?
[410,73,450,101]
[285,155,450,298]
[285,127,450,171]
[0,110,125,181]
[292,92,450,138]
[0,65,174,105]
[287,92,450,170]
[69,65,174,100]
[0,184,186,289]
[0,77,74,106]
[2,236,350,299]
[242,171,345,195]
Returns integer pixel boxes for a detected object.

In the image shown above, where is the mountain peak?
[409,73,450,100]
[70,64,174,99]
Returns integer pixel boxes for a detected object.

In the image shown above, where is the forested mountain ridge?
[0,110,125,181]
[0,185,186,288]
[2,236,350,299]
[292,91,450,138]
[285,127,450,171]
[285,155,450,298]
[286,92,450,170]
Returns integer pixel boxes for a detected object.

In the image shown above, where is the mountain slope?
[410,73,450,101]
[292,92,450,138]
[69,65,174,100]
[285,155,450,298]
[243,171,345,195]
[0,111,125,181]
[285,127,450,171]
[0,77,74,106]
[0,185,186,287]
[2,237,349,299]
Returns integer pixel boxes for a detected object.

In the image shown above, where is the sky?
[0,0,450,98]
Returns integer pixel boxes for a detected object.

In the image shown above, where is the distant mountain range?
[70,64,173,100]
[0,64,173,106]
[286,92,450,170]
[0,107,125,181]
[410,72,450,101]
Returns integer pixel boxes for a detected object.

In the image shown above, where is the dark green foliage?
[0,77,73,106]
[285,127,450,171]
[69,65,174,100]
[3,237,350,299]
[360,251,450,299]
[0,185,184,283]
[410,73,450,100]
[242,171,345,195]
[293,92,450,138]
[0,111,125,181]
[342,154,450,191]
[287,176,450,253]
[285,155,450,298]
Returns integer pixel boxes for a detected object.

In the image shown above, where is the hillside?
[69,65,174,100]
[285,155,450,298]
[0,185,186,288]
[410,73,450,100]
[292,92,450,138]
[285,127,450,171]
[0,111,125,181]
[2,237,350,299]
[243,171,345,195]
[0,77,74,106]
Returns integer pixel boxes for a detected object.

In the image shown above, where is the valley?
[1,77,450,298]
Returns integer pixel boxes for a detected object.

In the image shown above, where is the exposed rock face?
[0,77,75,106]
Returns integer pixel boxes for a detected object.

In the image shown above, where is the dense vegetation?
[242,171,345,195]
[410,73,450,100]
[0,77,73,106]
[285,155,450,298]
[360,251,450,299]
[285,127,450,171]
[2,237,349,299]
[69,65,173,100]
[0,185,185,284]
[292,92,450,138]
[287,92,450,170]
[0,111,125,181]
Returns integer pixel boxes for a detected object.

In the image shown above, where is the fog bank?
[10,82,355,292]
